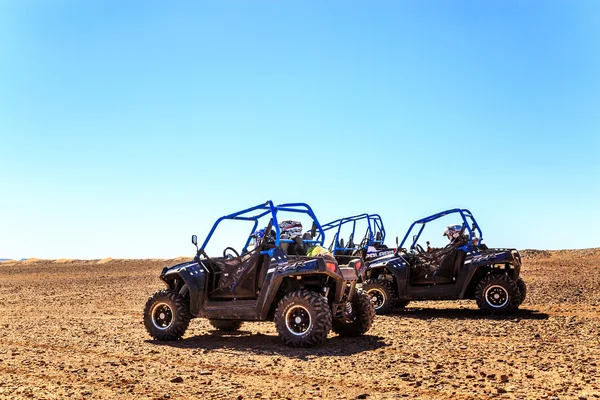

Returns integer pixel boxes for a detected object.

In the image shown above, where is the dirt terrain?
[1,250,599,400]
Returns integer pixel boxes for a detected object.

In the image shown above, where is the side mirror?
[426,240,430,246]
[311,222,317,238]
[395,236,399,246]
[412,234,417,243]
[191,235,198,246]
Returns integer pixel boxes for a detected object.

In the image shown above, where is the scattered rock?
[170,377,183,383]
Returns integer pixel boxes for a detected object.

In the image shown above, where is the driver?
[248,228,266,251]
[279,220,305,255]
[443,224,468,245]
[248,228,275,251]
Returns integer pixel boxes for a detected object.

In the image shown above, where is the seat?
[410,243,461,285]
[432,249,458,283]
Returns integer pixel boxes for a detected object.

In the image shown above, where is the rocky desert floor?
[1,249,599,400]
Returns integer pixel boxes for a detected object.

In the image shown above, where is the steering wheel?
[416,244,425,254]
[223,247,240,259]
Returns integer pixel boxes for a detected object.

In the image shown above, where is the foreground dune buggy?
[143,201,375,347]
[320,213,396,264]
[363,209,527,314]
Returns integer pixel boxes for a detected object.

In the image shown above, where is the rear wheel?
[362,278,397,314]
[332,291,376,337]
[144,289,191,340]
[209,319,243,331]
[516,277,527,305]
[475,274,522,314]
[274,290,332,347]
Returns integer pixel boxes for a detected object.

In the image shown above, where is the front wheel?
[274,290,332,347]
[144,289,191,340]
[362,278,397,314]
[475,274,522,314]
[332,291,376,337]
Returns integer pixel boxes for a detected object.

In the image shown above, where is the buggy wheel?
[362,278,397,314]
[144,289,191,340]
[475,274,522,314]
[209,319,243,331]
[516,278,527,305]
[332,291,376,337]
[274,290,332,347]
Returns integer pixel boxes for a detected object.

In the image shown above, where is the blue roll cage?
[399,208,483,251]
[200,200,326,257]
[319,213,386,255]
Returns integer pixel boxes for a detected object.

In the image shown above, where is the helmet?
[279,220,303,239]
[252,228,266,240]
[443,224,463,240]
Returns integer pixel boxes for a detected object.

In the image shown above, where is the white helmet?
[443,224,463,240]
[279,220,303,239]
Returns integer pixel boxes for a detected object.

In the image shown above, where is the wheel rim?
[151,302,174,330]
[285,305,312,336]
[367,288,386,310]
[484,285,509,308]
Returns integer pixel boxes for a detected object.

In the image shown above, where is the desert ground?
[0,249,599,400]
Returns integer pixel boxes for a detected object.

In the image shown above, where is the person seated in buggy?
[248,220,318,257]
[411,224,469,284]
[277,220,316,256]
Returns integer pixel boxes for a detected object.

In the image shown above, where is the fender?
[366,255,410,296]
[256,249,349,319]
[254,249,324,319]
[161,261,207,316]
[458,249,522,298]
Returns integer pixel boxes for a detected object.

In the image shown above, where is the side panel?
[455,263,481,298]
[364,247,396,261]
[407,284,457,300]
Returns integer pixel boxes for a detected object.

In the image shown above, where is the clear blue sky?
[1,0,599,259]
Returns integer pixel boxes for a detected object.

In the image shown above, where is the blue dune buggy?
[143,201,375,347]
[362,209,527,314]
[320,213,396,264]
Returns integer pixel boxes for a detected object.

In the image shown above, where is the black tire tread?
[274,289,332,348]
[362,278,397,315]
[474,274,522,315]
[143,289,191,341]
[332,291,376,337]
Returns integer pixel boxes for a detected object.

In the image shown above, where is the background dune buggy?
[320,213,396,265]
[363,208,527,315]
